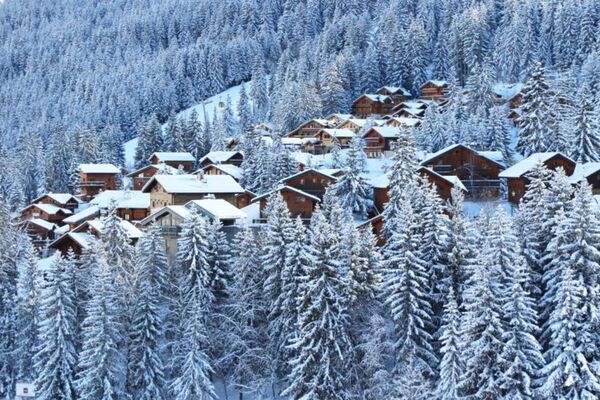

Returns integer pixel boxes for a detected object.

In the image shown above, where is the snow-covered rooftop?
[150,152,195,162]
[280,168,339,183]
[26,218,56,231]
[186,199,246,220]
[200,164,242,180]
[33,193,81,205]
[367,126,403,138]
[91,190,150,209]
[126,162,179,177]
[319,128,356,139]
[143,174,244,194]
[363,94,391,103]
[199,151,242,164]
[63,205,100,225]
[85,218,143,239]
[569,163,600,183]
[281,137,318,146]
[493,83,523,101]
[326,113,353,121]
[377,86,411,96]
[78,163,121,174]
[499,153,574,178]
[385,117,422,127]
[424,80,448,87]
[420,144,505,168]
[140,205,193,226]
[25,203,72,216]
[252,185,320,202]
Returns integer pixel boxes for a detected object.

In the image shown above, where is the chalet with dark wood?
[142,173,244,208]
[314,129,356,148]
[62,206,101,229]
[369,175,391,213]
[383,117,422,129]
[417,167,467,200]
[377,86,411,102]
[234,190,256,209]
[200,164,242,181]
[569,163,600,194]
[420,80,448,101]
[286,119,336,139]
[324,113,353,125]
[499,152,576,204]
[78,163,121,201]
[90,190,151,221]
[17,218,59,244]
[358,215,384,246]
[198,151,244,168]
[420,144,506,198]
[362,127,403,158]
[31,193,82,212]
[126,163,178,190]
[252,186,320,220]
[149,152,195,171]
[20,203,73,225]
[352,94,395,118]
[279,169,338,200]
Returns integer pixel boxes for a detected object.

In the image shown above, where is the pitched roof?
[361,94,391,103]
[377,86,411,96]
[325,113,353,121]
[142,174,244,194]
[280,168,339,183]
[365,126,403,138]
[50,232,95,250]
[84,218,143,239]
[78,163,121,174]
[22,218,56,231]
[385,117,422,127]
[32,193,82,205]
[420,144,506,169]
[318,128,356,139]
[90,190,150,209]
[139,205,193,226]
[185,199,247,220]
[417,167,468,192]
[126,163,178,177]
[281,137,319,146]
[252,185,321,203]
[200,164,242,180]
[22,203,72,216]
[498,153,575,178]
[62,205,100,225]
[570,163,600,183]
[150,152,195,162]
[423,80,448,88]
[198,151,243,164]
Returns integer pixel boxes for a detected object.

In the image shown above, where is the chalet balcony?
[79,180,107,187]
[159,226,181,236]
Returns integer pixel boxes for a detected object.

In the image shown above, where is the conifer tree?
[436,287,462,400]
[570,93,600,163]
[34,254,77,400]
[487,106,514,166]
[237,84,253,135]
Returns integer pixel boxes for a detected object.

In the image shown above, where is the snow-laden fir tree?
[237,84,253,135]
[127,225,168,399]
[76,245,127,399]
[381,198,437,390]
[332,136,373,218]
[329,138,344,169]
[14,240,39,382]
[282,208,353,400]
[344,223,381,308]
[569,91,600,163]
[34,253,77,400]
[204,219,231,303]
[322,56,351,115]
[100,202,135,295]
[515,62,557,157]
[487,106,514,166]
[436,287,462,400]
[170,212,217,400]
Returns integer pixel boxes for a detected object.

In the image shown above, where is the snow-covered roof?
[570,163,600,183]
[367,126,403,138]
[317,168,343,177]
[424,80,448,87]
[78,163,121,174]
[362,94,391,103]
[252,185,321,202]
[32,193,82,205]
[420,144,505,168]
[367,173,390,189]
[55,225,70,235]
[126,162,179,177]
[342,118,369,128]
[498,153,574,178]
[280,168,339,183]
[150,152,195,162]
[318,128,356,139]
[185,199,246,220]
[200,164,242,180]
[326,113,353,121]
[90,190,150,209]
[291,152,314,166]
[24,203,72,216]
[281,137,319,146]
[139,205,193,226]
[63,205,100,225]
[49,232,95,251]
[84,218,143,239]
[25,218,56,231]
[493,83,523,101]
[377,86,411,96]
[199,151,242,164]
[143,174,244,194]
[385,117,422,127]
[417,167,468,192]
[396,101,428,109]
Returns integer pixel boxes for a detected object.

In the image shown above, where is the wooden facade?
[79,172,118,200]
[358,215,384,246]
[234,191,255,209]
[255,187,318,220]
[376,86,410,102]
[146,181,238,209]
[280,169,338,200]
[20,204,71,225]
[32,194,81,212]
[286,119,335,139]
[149,154,194,171]
[127,165,174,190]
[420,80,448,101]
[314,129,355,147]
[198,151,244,168]
[417,167,466,201]
[351,95,395,118]
[362,127,401,157]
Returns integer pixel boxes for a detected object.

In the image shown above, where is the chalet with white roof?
[569,162,600,193]
[362,126,404,157]
[324,113,353,125]
[126,163,179,190]
[281,137,319,152]
[198,151,244,168]
[185,199,247,226]
[90,190,151,221]
[383,117,422,129]
[78,163,121,200]
[314,128,356,147]
[351,94,395,118]
[20,203,72,225]
[499,152,576,204]
[142,173,244,208]
[31,193,83,212]
[200,164,242,181]
[376,86,411,102]
[420,80,448,101]
[149,152,195,171]
[62,205,101,229]
[279,168,339,200]
[17,218,59,245]
[252,186,320,221]
[420,144,506,198]
[286,118,337,139]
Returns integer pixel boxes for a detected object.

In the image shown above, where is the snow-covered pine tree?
[329,138,343,169]
[436,287,462,400]
[127,225,168,399]
[322,56,351,115]
[250,57,269,122]
[381,198,437,390]
[570,91,600,163]
[76,246,127,399]
[332,137,373,218]
[100,202,135,296]
[170,213,216,400]
[515,62,557,157]
[487,106,514,166]
[14,240,39,382]
[237,84,253,135]
[204,219,231,303]
[283,208,353,400]
[34,253,77,400]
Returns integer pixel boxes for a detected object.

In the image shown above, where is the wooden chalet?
[20,203,73,225]
[420,144,506,198]
[126,163,178,190]
[139,205,192,262]
[420,80,448,101]
[279,168,339,200]
[286,119,337,139]
[362,127,403,158]
[200,163,242,181]
[324,113,353,125]
[252,186,320,221]
[383,117,422,129]
[351,94,396,118]
[62,205,100,229]
[314,129,356,148]
[90,190,151,221]
[234,190,256,209]
[31,193,82,212]
[417,167,468,200]
[78,163,121,200]
[17,218,60,245]
[357,214,384,246]
[141,173,244,208]
[281,137,318,152]
[569,163,600,194]
[198,151,244,168]
[149,152,195,171]
[499,152,576,204]
[376,86,411,102]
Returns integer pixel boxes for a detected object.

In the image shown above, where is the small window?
[300,178,305,185]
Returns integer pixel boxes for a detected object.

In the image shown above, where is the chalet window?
[296,196,305,204]
[312,178,317,183]
[300,178,305,185]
